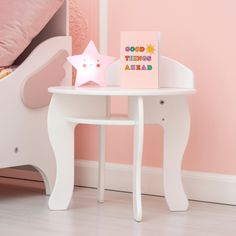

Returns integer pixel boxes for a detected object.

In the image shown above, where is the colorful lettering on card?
[120,31,160,88]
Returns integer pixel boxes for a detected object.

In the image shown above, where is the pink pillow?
[0,0,64,66]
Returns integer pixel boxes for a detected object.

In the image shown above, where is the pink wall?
[70,0,100,164]
[70,0,236,175]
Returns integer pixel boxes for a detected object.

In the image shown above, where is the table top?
[49,86,196,96]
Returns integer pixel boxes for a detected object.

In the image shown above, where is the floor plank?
[0,178,236,236]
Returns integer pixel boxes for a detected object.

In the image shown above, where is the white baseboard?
[1,160,236,205]
[74,160,236,205]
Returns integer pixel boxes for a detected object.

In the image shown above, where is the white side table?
[47,86,195,221]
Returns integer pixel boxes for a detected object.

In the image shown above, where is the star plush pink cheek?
[96,60,100,68]
[67,40,116,86]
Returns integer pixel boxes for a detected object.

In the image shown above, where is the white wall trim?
[1,160,236,205]
[74,160,236,205]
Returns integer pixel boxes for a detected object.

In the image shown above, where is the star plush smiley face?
[67,40,116,86]
[82,58,100,68]
[78,57,101,79]
[79,58,101,77]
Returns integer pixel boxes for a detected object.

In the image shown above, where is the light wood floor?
[0,178,236,236]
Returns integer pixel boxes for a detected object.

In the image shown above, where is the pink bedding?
[0,0,64,67]
[0,66,16,80]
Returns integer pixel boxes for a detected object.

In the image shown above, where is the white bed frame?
[0,0,71,196]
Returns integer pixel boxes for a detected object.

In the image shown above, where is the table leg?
[47,95,76,210]
[47,94,107,210]
[98,125,105,203]
[130,97,144,222]
[163,96,190,211]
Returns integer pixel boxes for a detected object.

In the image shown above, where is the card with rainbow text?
[120,31,160,88]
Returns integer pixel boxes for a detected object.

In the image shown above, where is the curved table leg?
[47,94,107,210]
[47,95,77,210]
[163,96,190,211]
[48,122,76,210]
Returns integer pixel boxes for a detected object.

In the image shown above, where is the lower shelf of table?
[66,115,136,126]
